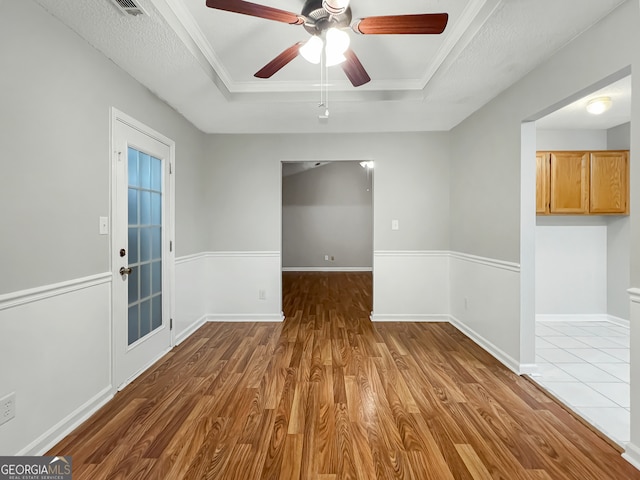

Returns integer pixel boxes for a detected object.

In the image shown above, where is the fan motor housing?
[301,0,352,35]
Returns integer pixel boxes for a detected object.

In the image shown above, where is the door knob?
[119,266,133,276]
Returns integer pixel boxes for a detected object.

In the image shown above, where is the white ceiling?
[33,0,630,134]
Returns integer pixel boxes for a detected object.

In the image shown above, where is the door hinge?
[170,318,173,330]
[169,163,173,174]
[170,240,173,252]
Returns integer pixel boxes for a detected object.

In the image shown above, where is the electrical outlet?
[0,392,15,426]
[258,289,266,300]
[324,255,329,261]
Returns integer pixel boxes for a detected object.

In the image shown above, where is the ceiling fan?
[205,0,448,87]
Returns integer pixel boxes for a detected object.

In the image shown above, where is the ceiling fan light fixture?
[322,0,350,15]
[300,35,323,64]
[586,96,612,115]
[326,27,350,55]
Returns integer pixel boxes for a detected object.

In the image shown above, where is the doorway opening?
[522,72,632,446]
[281,161,374,320]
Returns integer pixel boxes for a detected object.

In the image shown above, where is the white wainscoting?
[175,253,208,344]
[371,251,450,322]
[371,250,526,373]
[449,252,523,374]
[623,288,640,469]
[0,273,113,456]
[205,252,283,321]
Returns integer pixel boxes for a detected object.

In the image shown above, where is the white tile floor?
[533,320,630,446]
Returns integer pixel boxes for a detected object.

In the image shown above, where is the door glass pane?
[128,228,138,264]
[151,227,161,260]
[152,261,161,294]
[127,147,163,346]
[140,263,151,299]
[128,190,138,226]
[128,266,139,304]
[140,191,151,225]
[140,228,152,263]
[151,193,161,225]
[128,148,138,187]
[139,153,151,189]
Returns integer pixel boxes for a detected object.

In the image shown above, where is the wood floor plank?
[455,444,494,480]
[46,272,640,480]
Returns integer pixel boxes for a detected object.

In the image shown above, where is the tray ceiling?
[32,0,629,133]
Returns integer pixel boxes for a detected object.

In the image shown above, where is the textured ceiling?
[33,0,629,134]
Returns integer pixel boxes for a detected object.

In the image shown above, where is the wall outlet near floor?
[258,289,266,300]
[324,255,329,261]
[0,392,16,426]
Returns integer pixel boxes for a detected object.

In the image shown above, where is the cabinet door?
[590,151,629,214]
[549,152,589,214]
[536,152,549,214]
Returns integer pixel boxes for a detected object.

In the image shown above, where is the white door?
[112,110,174,390]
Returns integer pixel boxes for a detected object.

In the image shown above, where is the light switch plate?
[99,217,109,235]
[391,219,399,231]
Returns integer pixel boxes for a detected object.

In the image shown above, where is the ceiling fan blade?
[353,13,448,35]
[341,49,371,87]
[206,0,304,25]
[255,42,303,78]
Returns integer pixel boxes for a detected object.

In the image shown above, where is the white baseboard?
[207,313,284,322]
[623,443,640,471]
[370,314,450,322]
[536,314,610,323]
[175,315,208,345]
[536,313,629,328]
[282,267,372,272]
[18,386,113,456]
[607,315,630,328]
[449,315,521,375]
[518,364,539,375]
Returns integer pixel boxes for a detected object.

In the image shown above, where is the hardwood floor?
[48,272,639,479]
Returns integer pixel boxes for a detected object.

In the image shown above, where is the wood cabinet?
[590,151,629,214]
[536,150,628,215]
[536,152,549,214]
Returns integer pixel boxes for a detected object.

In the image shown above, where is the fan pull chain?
[318,43,329,119]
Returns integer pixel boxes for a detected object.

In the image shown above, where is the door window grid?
[127,147,163,346]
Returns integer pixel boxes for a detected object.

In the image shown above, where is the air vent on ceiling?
[109,0,148,16]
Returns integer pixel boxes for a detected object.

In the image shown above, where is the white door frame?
[110,108,176,391]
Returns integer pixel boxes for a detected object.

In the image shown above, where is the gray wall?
[0,0,208,456]
[282,162,373,269]
[451,0,638,265]
[0,0,208,295]
[204,132,450,253]
[449,0,638,372]
[608,122,632,149]
[537,129,607,150]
